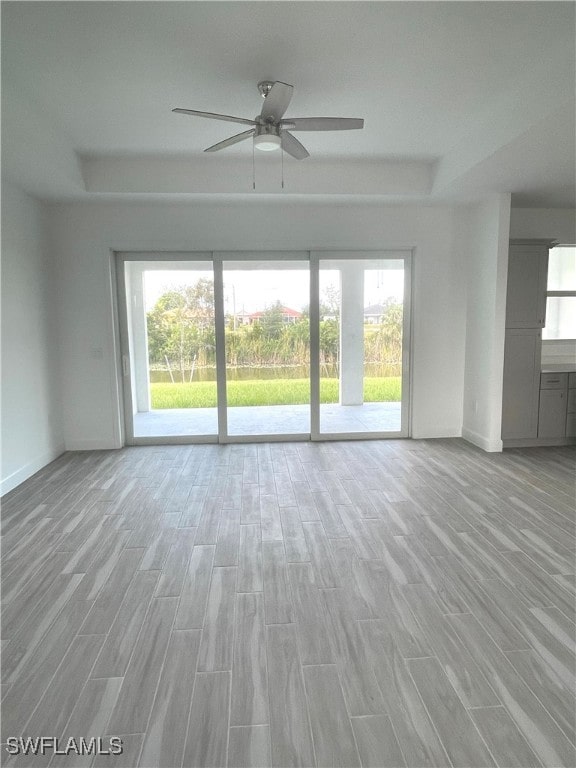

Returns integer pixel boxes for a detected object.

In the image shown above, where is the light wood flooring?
[1,439,575,768]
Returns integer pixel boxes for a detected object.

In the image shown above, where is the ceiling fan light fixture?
[254,133,281,151]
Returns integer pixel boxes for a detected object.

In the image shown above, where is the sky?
[144,265,404,314]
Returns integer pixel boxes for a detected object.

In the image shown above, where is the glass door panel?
[318,257,408,436]
[222,260,310,437]
[124,260,218,439]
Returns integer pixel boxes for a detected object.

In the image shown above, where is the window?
[543,246,576,340]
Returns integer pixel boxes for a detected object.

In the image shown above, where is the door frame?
[310,250,412,441]
[115,249,412,445]
[116,251,218,446]
[215,251,311,443]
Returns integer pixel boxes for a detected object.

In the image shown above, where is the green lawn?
[150,377,401,409]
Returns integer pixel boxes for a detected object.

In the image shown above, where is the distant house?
[234,311,253,326]
[363,304,386,324]
[246,306,303,325]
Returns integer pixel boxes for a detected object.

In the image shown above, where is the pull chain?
[251,141,286,190]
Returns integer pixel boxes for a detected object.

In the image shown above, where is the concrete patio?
[133,401,402,438]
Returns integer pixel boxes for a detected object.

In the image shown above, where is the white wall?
[1,182,64,494]
[510,208,576,244]
[49,200,466,449]
[541,340,576,366]
[460,194,511,452]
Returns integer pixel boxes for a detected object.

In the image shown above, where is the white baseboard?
[1,443,66,496]
[411,427,462,440]
[462,427,503,453]
[65,438,123,451]
[503,437,576,448]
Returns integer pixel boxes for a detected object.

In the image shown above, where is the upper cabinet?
[505,240,553,328]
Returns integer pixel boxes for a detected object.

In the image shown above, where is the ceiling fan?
[173,80,364,160]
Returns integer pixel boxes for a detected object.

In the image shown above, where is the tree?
[365,301,403,366]
[320,284,340,319]
[146,280,215,380]
[320,319,339,364]
[260,301,285,341]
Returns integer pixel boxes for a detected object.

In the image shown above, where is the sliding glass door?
[117,250,410,444]
[221,256,310,438]
[314,253,410,438]
[118,256,218,442]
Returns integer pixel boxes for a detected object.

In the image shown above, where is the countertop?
[541,363,576,373]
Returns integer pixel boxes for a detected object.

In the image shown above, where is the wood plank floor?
[1,439,575,768]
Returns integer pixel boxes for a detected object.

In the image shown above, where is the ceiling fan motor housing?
[255,121,281,137]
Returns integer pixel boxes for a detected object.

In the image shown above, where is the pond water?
[149,363,401,383]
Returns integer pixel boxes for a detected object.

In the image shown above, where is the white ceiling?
[2,1,575,206]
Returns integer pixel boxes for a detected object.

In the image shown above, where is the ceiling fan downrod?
[257,81,275,98]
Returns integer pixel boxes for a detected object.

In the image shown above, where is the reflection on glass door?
[222,259,310,437]
[123,260,218,439]
[317,256,409,436]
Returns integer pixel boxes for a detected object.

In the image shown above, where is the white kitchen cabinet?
[506,241,550,328]
[567,375,576,437]
[540,372,568,389]
[502,328,541,440]
[502,239,574,446]
[538,389,567,438]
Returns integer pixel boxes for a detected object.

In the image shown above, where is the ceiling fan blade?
[173,108,255,127]
[260,81,294,123]
[281,117,364,131]
[204,129,255,153]
[281,131,310,160]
